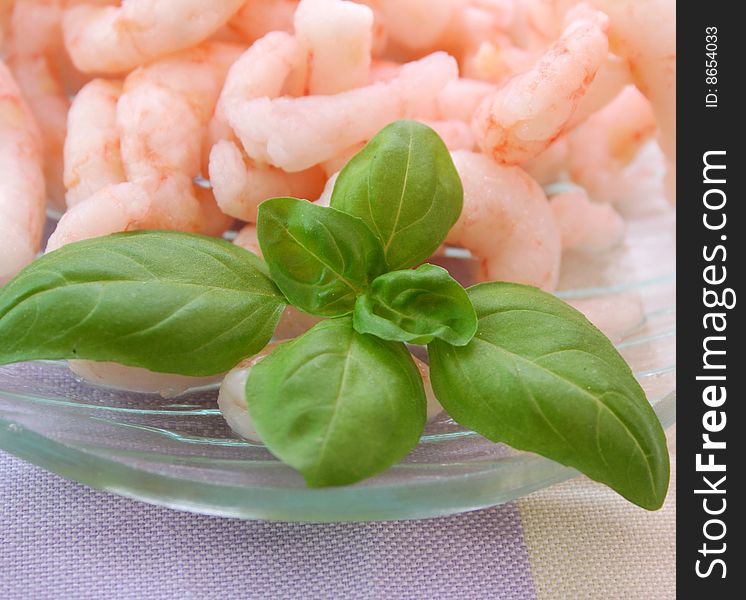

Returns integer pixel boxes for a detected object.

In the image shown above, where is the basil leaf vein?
[257,197,387,316]
[428,282,670,510]
[0,231,286,376]
[330,120,463,270]
[246,317,427,487]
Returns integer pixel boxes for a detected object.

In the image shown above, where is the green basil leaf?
[257,197,387,317]
[330,120,463,271]
[0,231,286,376]
[246,317,426,487]
[353,264,477,346]
[428,282,670,510]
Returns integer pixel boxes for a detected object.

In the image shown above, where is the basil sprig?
[429,283,670,510]
[330,120,463,271]
[246,317,426,487]
[0,232,285,376]
[353,264,477,346]
[257,197,387,316]
[0,120,669,508]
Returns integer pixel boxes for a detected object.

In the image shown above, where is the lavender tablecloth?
[0,433,675,600]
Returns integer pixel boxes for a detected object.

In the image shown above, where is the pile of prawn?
[0,0,675,431]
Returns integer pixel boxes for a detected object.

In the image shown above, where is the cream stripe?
[518,428,676,599]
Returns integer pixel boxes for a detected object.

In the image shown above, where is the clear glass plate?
[0,205,675,522]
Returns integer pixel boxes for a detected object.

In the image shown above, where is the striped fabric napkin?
[1,430,674,600]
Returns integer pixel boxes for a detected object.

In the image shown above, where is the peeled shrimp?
[115,83,204,230]
[521,136,569,185]
[229,169,336,254]
[218,343,282,442]
[0,0,12,47]
[568,86,657,204]
[195,184,236,237]
[62,0,244,73]
[550,187,625,251]
[4,0,71,209]
[566,53,631,128]
[4,55,68,208]
[454,1,518,56]
[219,346,442,442]
[472,9,609,165]
[227,0,298,44]
[368,60,402,83]
[313,171,339,207]
[294,0,373,95]
[207,33,325,220]
[63,78,125,207]
[229,51,458,171]
[462,37,535,85]
[0,61,45,286]
[114,43,240,233]
[125,40,243,172]
[124,42,243,128]
[365,0,462,54]
[319,144,364,178]
[210,32,305,144]
[420,120,476,151]
[46,182,150,252]
[209,139,325,222]
[433,78,496,123]
[589,0,676,202]
[233,223,262,256]
[446,151,561,290]
[68,360,223,398]
[508,0,580,52]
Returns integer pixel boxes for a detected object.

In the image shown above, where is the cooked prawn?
[420,120,476,151]
[209,140,325,222]
[62,0,244,73]
[521,136,569,185]
[63,78,125,207]
[313,171,339,207]
[218,346,442,442]
[446,150,561,290]
[218,343,283,442]
[462,38,534,85]
[207,32,324,219]
[366,0,462,53]
[550,187,625,251]
[0,0,12,47]
[0,60,45,286]
[4,0,71,209]
[568,85,657,204]
[115,43,241,233]
[566,53,631,128]
[228,51,458,171]
[294,0,373,95]
[589,0,676,202]
[233,223,262,257]
[45,182,150,252]
[227,0,297,44]
[472,9,609,164]
[122,40,243,175]
[210,32,305,145]
[5,55,68,209]
[433,78,496,122]
[69,360,223,398]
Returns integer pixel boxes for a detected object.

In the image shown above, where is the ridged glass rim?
[0,390,674,522]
